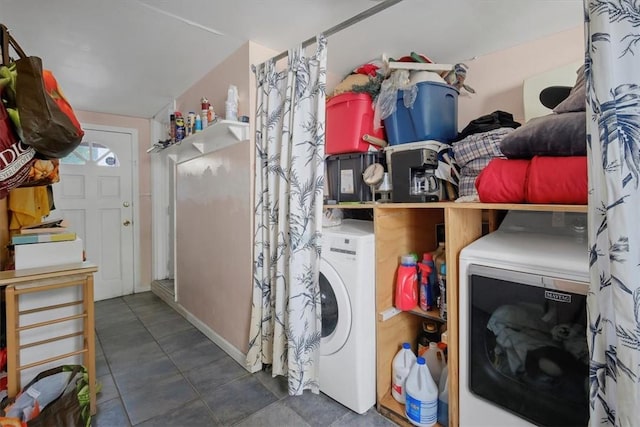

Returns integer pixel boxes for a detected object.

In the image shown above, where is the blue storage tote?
[384,81,459,145]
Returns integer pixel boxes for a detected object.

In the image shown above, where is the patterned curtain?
[586,1,640,425]
[246,36,327,395]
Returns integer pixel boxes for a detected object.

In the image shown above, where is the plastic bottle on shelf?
[418,253,435,311]
[438,365,449,427]
[175,112,185,142]
[431,243,445,303]
[195,114,202,132]
[395,254,418,311]
[225,85,239,121]
[432,242,445,269]
[438,263,447,320]
[424,341,446,384]
[201,97,210,128]
[391,342,417,403]
[404,357,438,427]
[169,113,176,142]
[208,105,216,125]
[187,111,196,136]
[417,320,441,357]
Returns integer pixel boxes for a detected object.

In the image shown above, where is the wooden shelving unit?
[323,202,587,427]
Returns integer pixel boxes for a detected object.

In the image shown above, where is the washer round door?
[319,257,352,356]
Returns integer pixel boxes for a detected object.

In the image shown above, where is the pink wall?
[174,41,277,354]
[175,141,252,353]
[75,111,152,290]
[176,43,251,124]
[457,26,584,127]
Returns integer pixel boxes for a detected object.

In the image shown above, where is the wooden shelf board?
[323,204,374,209]
[325,202,586,212]
[409,307,444,322]
[374,202,587,212]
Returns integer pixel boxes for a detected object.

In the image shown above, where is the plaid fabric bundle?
[452,127,513,197]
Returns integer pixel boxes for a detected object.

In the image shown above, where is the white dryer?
[319,219,376,414]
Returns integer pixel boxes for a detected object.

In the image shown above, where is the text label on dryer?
[330,248,356,256]
[544,290,571,303]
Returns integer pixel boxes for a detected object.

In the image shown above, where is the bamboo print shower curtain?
[586,1,640,425]
[246,37,327,395]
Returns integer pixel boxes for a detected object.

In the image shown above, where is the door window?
[61,141,120,167]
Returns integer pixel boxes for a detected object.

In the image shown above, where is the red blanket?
[475,156,587,204]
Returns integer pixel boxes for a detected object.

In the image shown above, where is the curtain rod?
[271,0,404,62]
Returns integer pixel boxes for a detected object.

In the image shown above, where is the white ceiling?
[1,0,583,119]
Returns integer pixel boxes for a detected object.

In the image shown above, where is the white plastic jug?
[391,342,416,403]
[424,342,446,384]
[438,365,449,427]
[404,356,438,427]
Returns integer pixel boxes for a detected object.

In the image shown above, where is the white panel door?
[53,126,135,301]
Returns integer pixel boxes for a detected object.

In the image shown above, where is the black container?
[326,152,386,203]
[391,148,445,203]
[417,320,441,357]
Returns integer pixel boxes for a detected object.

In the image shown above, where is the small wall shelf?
[149,120,250,164]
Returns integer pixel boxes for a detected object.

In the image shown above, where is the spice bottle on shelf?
[187,112,196,136]
[395,254,418,311]
[392,342,416,404]
[201,97,210,128]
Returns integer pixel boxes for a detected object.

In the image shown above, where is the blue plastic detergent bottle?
[419,253,436,311]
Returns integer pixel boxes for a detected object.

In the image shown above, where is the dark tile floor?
[94,292,397,426]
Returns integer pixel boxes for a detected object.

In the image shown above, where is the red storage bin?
[326,92,385,155]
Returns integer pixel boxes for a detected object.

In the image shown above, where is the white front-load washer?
[319,219,376,414]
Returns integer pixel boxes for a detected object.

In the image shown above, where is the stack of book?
[12,219,84,270]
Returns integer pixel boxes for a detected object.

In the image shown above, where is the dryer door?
[319,258,352,356]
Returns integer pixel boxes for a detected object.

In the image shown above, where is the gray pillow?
[499,112,586,159]
[554,65,586,113]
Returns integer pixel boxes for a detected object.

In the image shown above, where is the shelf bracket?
[379,307,402,322]
[191,142,205,153]
[227,123,248,141]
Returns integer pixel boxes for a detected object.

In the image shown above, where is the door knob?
[123,202,130,207]
[123,220,131,226]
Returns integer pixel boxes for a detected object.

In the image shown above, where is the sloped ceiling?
[0,0,583,119]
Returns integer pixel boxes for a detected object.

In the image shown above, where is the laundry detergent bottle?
[418,254,434,311]
[395,254,418,311]
[391,342,416,403]
[405,357,438,427]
